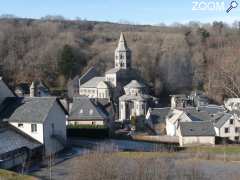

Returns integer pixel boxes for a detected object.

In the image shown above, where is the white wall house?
[213,112,240,141]
[166,109,192,136]
[7,97,67,156]
[178,121,215,147]
[224,98,240,111]
[79,77,111,100]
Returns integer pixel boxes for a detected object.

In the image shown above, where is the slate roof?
[6,97,63,123]
[68,96,108,121]
[124,80,146,89]
[79,67,97,85]
[119,94,157,101]
[179,121,215,137]
[0,127,41,155]
[105,68,124,74]
[213,112,232,128]
[148,107,171,124]
[80,77,105,88]
[185,108,212,122]
[198,105,225,115]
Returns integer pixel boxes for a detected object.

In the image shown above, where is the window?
[18,123,23,127]
[235,136,239,141]
[230,119,234,125]
[235,127,239,133]
[31,124,37,132]
[225,128,229,133]
[120,54,123,59]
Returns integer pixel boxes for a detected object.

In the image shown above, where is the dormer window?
[89,109,93,115]
[79,109,83,114]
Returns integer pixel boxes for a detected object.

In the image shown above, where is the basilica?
[78,33,157,121]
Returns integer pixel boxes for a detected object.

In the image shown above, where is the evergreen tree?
[58,44,75,78]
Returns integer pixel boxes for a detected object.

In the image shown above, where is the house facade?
[213,112,240,141]
[68,96,108,125]
[6,97,67,156]
[178,121,215,147]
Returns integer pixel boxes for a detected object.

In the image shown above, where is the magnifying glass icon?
[226,1,238,13]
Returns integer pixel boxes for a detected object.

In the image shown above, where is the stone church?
[79,32,157,121]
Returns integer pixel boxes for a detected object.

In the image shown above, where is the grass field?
[185,145,240,154]
[0,169,36,180]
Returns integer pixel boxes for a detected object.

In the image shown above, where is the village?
[0,32,240,172]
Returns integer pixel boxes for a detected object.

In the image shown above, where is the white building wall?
[105,74,117,87]
[68,120,104,125]
[97,88,110,99]
[166,121,176,136]
[119,101,126,121]
[79,87,98,98]
[43,101,67,156]
[179,135,215,147]
[10,122,44,143]
[218,118,240,141]
[166,113,192,136]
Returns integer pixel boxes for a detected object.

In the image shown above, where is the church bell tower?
[115,32,131,69]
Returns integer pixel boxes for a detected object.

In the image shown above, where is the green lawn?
[0,169,36,180]
[185,145,240,154]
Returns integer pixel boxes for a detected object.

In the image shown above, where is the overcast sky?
[1,0,239,25]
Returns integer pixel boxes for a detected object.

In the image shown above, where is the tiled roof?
[198,105,225,114]
[185,108,212,121]
[119,94,156,101]
[68,96,108,121]
[0,127,41,155]
[124,80,146,89]
[213,112,232,128]
[149,107,171,124]
[179,121,215,136]
[6,97,59,123]
[80,77,105,88]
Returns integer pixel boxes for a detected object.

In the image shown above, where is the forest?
[0,16,240,103]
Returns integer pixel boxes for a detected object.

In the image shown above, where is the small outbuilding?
[178,121,215,147]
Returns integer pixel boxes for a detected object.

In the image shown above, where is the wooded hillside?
[0,17,240,102]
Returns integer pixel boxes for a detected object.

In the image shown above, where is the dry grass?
[0,169,36,180]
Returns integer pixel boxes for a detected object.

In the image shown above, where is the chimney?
[30,81,36,97]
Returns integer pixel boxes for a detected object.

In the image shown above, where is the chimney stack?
[30,81,36,97]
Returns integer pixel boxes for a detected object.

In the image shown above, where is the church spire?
[117,32,128,51]
[115,32,131,69]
